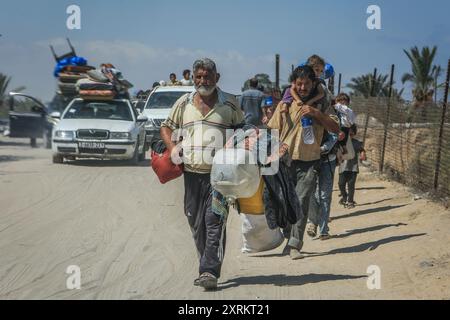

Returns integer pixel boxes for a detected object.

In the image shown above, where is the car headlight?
[110,132,131,140]
[54,130,74,140]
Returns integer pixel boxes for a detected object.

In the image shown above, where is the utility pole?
[338,73,342,94]
[380,64,396,173]
[328,75,335,95]
[362,68,378,146]
[275,54,280,90]
[434,59,450,190]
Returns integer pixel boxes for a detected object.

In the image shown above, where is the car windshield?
[145,91,188,109]
[63,100,133,121]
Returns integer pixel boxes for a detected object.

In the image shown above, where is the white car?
[142,85,194,147]
[51,98,148,164]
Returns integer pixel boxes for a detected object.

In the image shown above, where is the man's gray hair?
[193,58,217,74]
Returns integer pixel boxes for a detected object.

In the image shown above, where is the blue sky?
[1,0,449,102]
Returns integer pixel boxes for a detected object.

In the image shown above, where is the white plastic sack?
[240,213,284,254]
[211,148,260,200]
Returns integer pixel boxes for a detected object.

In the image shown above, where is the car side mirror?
[32,105,45,113]
[50,111,61,119]
[137,115,148,122]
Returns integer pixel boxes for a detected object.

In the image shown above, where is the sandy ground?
[0,136,449,300]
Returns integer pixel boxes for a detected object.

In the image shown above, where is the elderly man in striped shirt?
[161,58,244,290]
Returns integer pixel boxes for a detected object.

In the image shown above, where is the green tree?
[1,73,26,117]
[0,73,11,106]
[242,74,276,94]
[347,73,403,100]
[401,46,440,104]
[0,73,26,106]
[432,65,447,103]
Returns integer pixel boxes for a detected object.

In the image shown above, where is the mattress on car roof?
[77,78,114,91]
[58,82,78,95]
[61,65,95,73]
[79,90,116,100]
[58,72,87,83]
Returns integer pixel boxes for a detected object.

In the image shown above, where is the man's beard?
[196,85,216,97]
[299,88,316,103]
[299,92,309,102]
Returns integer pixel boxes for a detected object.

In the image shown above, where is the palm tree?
[0,73,26,107]
[401,46,439,104]
[0,73,11,105]
[347,73,403,100]
[432,65,446,103]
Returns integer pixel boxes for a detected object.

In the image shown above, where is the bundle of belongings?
[55,59,134,100]
[239,179,285,253]
[54,56,95,98]
[77,64,134,101]
[210,125,303,253]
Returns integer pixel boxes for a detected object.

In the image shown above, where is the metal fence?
[350,61,450,198]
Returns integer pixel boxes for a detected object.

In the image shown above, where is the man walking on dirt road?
[267,65,339,260]
[160,58,244,290]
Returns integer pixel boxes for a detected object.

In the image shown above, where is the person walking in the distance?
[307,131,339,239]
[338,124,367,209]
[240,78,269,126]
[334,93,356,156]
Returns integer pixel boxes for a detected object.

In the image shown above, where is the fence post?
[338,73,342,94]
[380,64,395,173]
[275,54,280,90]
[362,68,378,146]
[328,75,335,95]
[433,59,450,191]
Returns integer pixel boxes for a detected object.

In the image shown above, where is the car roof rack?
[50,38,77,63]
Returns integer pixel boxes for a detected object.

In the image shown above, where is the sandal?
[339,197,347,206]
[319,234,331,240]
[306,223,317,238]
[347,202,356,209]
[198,272,218,290]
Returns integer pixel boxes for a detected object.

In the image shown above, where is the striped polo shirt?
[161,88,244,174]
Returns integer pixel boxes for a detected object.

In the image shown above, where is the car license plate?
[78,142,105,149]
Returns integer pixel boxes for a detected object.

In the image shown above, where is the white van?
[142,86,194,147]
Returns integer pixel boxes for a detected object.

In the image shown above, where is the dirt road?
[1,137,449,300]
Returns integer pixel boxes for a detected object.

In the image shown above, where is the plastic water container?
[301,117,315,145]
[264,96,273,107]
[211,148,261,200]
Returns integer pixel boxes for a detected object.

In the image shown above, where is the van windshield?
[145,91,188,109]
